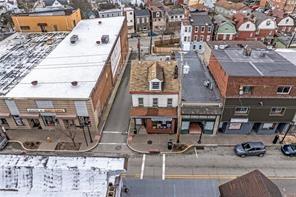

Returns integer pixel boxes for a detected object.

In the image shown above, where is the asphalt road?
[126,146,296,196]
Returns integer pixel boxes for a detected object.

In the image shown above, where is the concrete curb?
[7,49,133,154]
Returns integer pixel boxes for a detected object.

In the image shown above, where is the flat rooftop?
[0,32,67,96]
[6,17,125,99]
[180,52,221,103]
[208,41,296,77]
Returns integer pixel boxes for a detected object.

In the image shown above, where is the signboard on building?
[27,108,66,113]
[230,118,248,123]
[110,37,121,77]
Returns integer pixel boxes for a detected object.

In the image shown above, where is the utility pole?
[176,51,187,144]
[137,37,141,60]
[287,32,296,48]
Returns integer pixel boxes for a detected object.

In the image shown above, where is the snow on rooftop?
[0,32,67,96]
[6,17,125,99]
[0,155,125,197]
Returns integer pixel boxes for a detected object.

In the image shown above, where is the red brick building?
[203,41,296,134]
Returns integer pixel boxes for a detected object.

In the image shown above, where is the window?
[242,86,253,94]
[171,16,174,19]
[42,116,56,126]
[201,26,205,32]
[266,20,271,26]
[208,26,211,32]
[185,27,188,32]
[195,26,199,32]
[73,20,76,26]
[137,18,140,23]
[285,18,289,23]
[194,35,198,41]
[167,98,173,107]
[235,107,249,115]
[138,98,144,107]
[152,120,172,129]
[270,107,286,116]
[246,24,250,29]
[200,35,204,41]
[277,86,291,94]
[206,35,211,41]
[199,45,202,50]
[152,82,160,90]
[130,12,133,15]
[184,36,187,42]
[152,98,158,107]
[262,123,277,130]
[78,116,90,126]
[193,45,196,50]
[229,123,242,130]
[12,115,24,126]
[53,25,58,31]
[188,27,191,32]
[20,26,30,30]
[0,118,8,125]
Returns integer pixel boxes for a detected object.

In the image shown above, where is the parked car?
[234,142,266,157]
[148,32,158,37]
[281,144,296,157]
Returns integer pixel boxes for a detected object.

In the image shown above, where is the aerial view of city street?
[0,0,296,196]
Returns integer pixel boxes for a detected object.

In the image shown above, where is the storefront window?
[262,123,276,130]
[0,118,8,125]
[12,115,24,126]
[42,116,56,127]
[152,120,172,129]
[204,121,214,134]
[78,116,90,126]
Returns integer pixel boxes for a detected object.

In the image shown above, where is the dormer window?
[152,82,160,90]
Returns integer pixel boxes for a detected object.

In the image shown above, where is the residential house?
[267,0,296,14]
[0,0,18,12]
[124,7,135,34]
[215,20,237,41]
[233,13,256,40]
[134,9,150,33]
[129,61,179,134]
[180,11,214,51]
[34,0,69,8]
[148,6,166,32]
[191,12,214,50]
[215,0,251,19]
[276,15,295,34]
[166,8,184,33]
[11,8,81,32]
[180,52,222,135]
[203,41,296,135]
[98,8,123,18]
[253,12,277,44]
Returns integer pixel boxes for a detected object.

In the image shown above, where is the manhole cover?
[147,140,152,145]
[115,145,122,150]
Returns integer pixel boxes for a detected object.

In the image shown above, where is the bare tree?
[60,129,78,149]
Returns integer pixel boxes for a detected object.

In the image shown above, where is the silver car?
[234,142,266,157]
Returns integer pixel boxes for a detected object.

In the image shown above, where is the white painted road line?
[194,147,198,159]
[162,154,166,180]
[99,143,127,145]
[103,131,123,134]
[140,154,146,180]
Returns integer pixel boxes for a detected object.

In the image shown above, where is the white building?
[180,19,192,51]
[124,7,135,34]
[99,8,123,18]
[0,155,125,197]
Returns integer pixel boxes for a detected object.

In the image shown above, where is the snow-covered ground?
[0,155,125,197]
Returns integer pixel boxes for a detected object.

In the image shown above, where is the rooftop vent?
[71,81,78,86]
[70,34,79,44]
[96,40,101,45]
[31,80,38,86]
[98,21,102,24]
[243,46,252,56]
[101,35,109,44]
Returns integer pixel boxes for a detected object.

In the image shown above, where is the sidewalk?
[127,133,294,154]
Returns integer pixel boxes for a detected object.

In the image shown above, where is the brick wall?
[236,31,256,40]
[225,76,296,97]
[207,54,229,97]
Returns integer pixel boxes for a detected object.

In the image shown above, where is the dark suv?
[234,142,266,157]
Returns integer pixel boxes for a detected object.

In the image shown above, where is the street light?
[176,51,187,144]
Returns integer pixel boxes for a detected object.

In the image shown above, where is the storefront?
[135,117,177,134]
[181,115,219,135]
